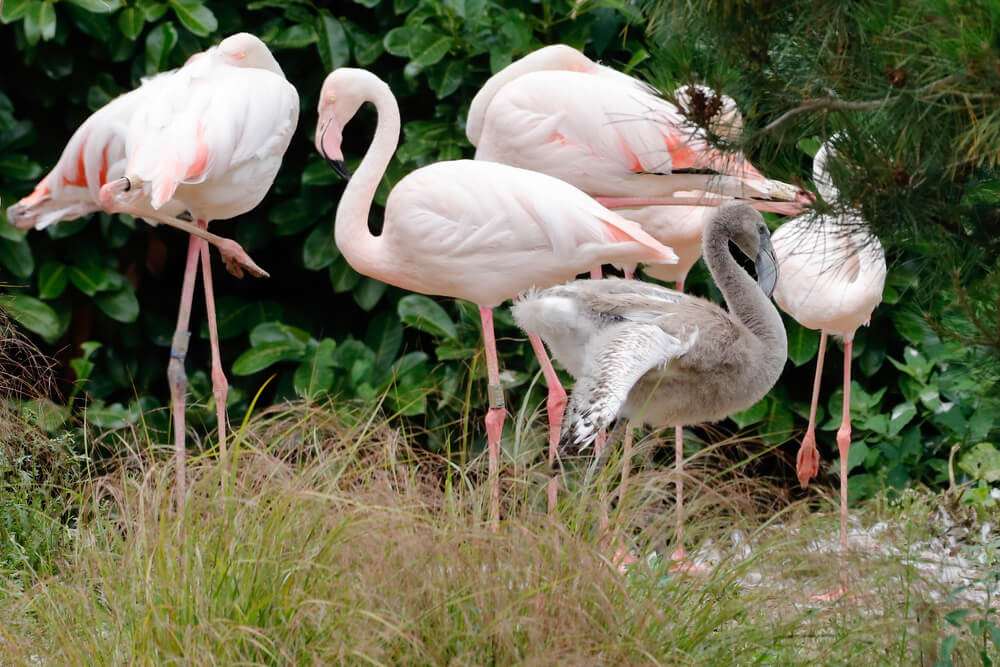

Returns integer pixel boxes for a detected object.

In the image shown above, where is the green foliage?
[1,0,998,502]
[0,0,643,452]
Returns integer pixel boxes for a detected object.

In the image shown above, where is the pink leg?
[199,226,229,454]
[670,279,689,562]
[168,234,202,501]
[527,333,566,514]
[836,340,854,591]
[479,306,506,531]
[98,180,267,279]
[797,332,827,487]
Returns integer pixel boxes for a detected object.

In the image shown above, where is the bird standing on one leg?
[98,33,299,494]
[513,203,788,560]
[313,67,678,530]
[771,139,886,597]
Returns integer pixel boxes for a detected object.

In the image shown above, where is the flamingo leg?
[198,226,229,454]
[99,179,268,279]
[168,234,202,502]
[526,333,566,514]
[797,331,827,487]
[670,278,689,563]
[836,340,854,592]
[479,306,506,531]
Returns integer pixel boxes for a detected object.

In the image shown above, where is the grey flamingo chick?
[512,203,787,562]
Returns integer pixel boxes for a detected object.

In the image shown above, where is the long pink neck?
[334,78,400,279]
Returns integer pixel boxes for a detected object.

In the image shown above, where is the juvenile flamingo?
[513,204,787,562]
[98,33,299,492]
[314,67,678,529]
[771,139,886,596]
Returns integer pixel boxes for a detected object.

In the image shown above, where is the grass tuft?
[0,399,996,664]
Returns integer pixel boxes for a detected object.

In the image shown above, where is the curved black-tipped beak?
[755,230,779,298]
[326,158,351,181]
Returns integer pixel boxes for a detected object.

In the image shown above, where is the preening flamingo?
[467,45,811,213]
[313,67,678,529]
[97,32,299,491]
[771,139,886,596]
[513,204,787,560]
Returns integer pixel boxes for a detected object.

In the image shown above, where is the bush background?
[1,0,998,502]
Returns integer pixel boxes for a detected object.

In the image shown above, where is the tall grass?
[0,399,993,664]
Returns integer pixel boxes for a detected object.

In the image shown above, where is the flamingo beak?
[316,113,349,181]
[755,230,779,298]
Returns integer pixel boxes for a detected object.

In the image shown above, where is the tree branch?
[763,96,889,133]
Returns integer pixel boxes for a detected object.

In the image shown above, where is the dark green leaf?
[232,341,308,375]
[37,260,68,299]
[398,294,457,340]
[0,153,43,181]
[2,0,32,21]
[2,294,63,342]
[93,283,139,322]
[353,277,386,311]
[0,238,34,278]
[293,338,336,398]
[0,214,26,242]
[301,156,339,187]
[729,396,770,428]
[63,0,122,12]
[38,0,56,40]
[269,198,315,236]
[169,0,216,36]
[118,7,145,40]
[270,23,317,50]
[137,0,167,22]
[206,297,284,341]
[145,21,178,74]
[249,321,311,347]
[428,59,466,99]
[411,36,453,68]
[329,256,361,293]
[784,318,820,366]
[366,311,403,382]
[302,220,338,270]
[344,21,383,66]
[68,262,109,296]
[315,11,349,70]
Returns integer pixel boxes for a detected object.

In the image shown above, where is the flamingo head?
[315,69,381,180]
[6,179,98,231]
[713,202,779,298]
[218,33,284,76]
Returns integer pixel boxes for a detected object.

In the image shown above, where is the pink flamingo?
[771,139,886,596]
[467,45,812,214]
[314,67,678,529]
[95,33,299,491]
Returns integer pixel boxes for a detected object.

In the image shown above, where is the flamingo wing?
[125,55,299,210]
[561,321,690,451]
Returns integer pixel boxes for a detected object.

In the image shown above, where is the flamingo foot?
[215,238,269,279]
[612,547,638,574]
[796,432,821,488]
[809,585,848,602]
[668,547,710,574]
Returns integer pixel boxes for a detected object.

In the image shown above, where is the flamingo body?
[121,40,299,219]
[469,46,803,204]
[377,160,675,307]
[316,67,677,527]
[771,212,885,340]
